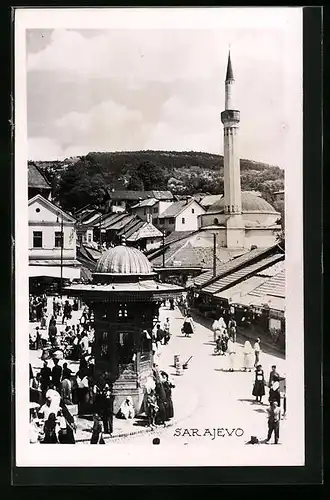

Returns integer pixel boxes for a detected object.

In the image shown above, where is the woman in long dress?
[160,371,175,420]
[42,413,59,444]
[227,339,237,371]
[252,365,266,403]
[243,340,254,371]
[182,314,194,337]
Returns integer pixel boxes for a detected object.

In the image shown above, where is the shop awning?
[29,265,81,280]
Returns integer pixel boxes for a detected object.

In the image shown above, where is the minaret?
[221,51,245,247]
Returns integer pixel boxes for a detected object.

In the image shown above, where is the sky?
[25,8,302,167]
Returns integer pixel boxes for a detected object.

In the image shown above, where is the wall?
[28,197,77,260]
[244,228,280,248]
[145,237,162,252]
[200,211,279,228]
[174,202,205,231]
[158,200,173,216]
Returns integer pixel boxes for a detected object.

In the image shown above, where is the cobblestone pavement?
[29,297,287,446]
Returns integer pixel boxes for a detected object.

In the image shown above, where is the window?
[213,218,219,225]
[153,207,158,214]
[54,231,62,247]
[181,217,185,224]
[169,217,175,225]
[33,231,42,248]
[191,208,195,214]
[159,218,164,225]
[88,232,92,242]
[35,208,40,213]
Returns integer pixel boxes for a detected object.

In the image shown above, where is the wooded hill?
[31,150,284,214]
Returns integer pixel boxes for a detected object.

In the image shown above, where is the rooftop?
[28,164,52,190]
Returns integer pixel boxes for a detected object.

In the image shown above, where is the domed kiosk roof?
[208,192,277,214]
[95,245,154,276]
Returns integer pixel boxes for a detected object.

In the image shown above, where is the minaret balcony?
[221,110,240,124]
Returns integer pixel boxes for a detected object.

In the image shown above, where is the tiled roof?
[201,254,284,295]
[200,194,223,207]
[118,218,144,238]
[109,215,137,231]
[164,231,195,245]
[193,246,277,287]
[248,269,285,298]
[158,200,193,218]
[108,190,173,201]
[28,164,51,190]
[127,222,163,242]
[131,198,158,209]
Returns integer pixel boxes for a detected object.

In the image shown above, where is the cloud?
[26,19,302,166]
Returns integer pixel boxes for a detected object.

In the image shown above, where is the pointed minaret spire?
[226,50,234,81]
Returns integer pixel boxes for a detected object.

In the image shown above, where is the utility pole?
[60,214,64,298]
[213,233,217,277]
[162,231,166,268]
[99,213,102,249]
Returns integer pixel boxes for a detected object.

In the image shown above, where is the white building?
[28,194,81,280]
[156,198,206,233]
[131,198,173,224]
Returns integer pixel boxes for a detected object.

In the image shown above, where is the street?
[29,298,286,446]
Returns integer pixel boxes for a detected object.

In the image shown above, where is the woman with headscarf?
[117,397,135,419]
[76,358,90,417]
[243,340,254,372]
[227,338,237,372]
[160,371,175,421]
[41,413,59,443]
[90,414,105,444]
[57,407,76,444]
[252,365,266,403]
[99,383,114,435]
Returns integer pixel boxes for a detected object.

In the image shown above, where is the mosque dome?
[95,245,154,276]
[207,191,277,214]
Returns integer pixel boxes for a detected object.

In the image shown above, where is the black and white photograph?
[14,7,304,468]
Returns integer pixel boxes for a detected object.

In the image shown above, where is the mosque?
[198,52,281,249]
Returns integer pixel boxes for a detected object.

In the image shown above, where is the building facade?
[28,194,81,281]
[156,199,206,233]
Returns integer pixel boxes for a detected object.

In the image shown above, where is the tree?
[137,161,168,191]
[55,159,108,212]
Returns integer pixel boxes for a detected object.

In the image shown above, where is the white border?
[15,7,304,468]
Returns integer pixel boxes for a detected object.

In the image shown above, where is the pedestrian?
[90,414,105,444]
[268,365,280,386]
[182,313,194,337]
[228,317,237,342]
[99,383,113,435]
[269,380,281,406]
[41,413,59,444]
[160,371,175,421]
[61,363,73,405]
[163,318,171,345]
[252,364,266,403]
[227,338,237,372]
[76,359,90,417]
[117,397,135,419]
[221,330,229,355]
[35,299,43,323]
[146,390,158,428]
[169,298,174,310]
[253,338,261,367]
[62,300,72,325]
[265,401,281,444]
[51,358,63,394]
[48,321,57,347]
[40,360,52,396]
[57,407,76,444]
[30,372,43,406]
[243,340,254,371]
[35,326,42,350]
[40,308,47,330]
[211,318,221,342]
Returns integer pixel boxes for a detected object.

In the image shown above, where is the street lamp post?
[57,212,64,298]
[162,231,166,268]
